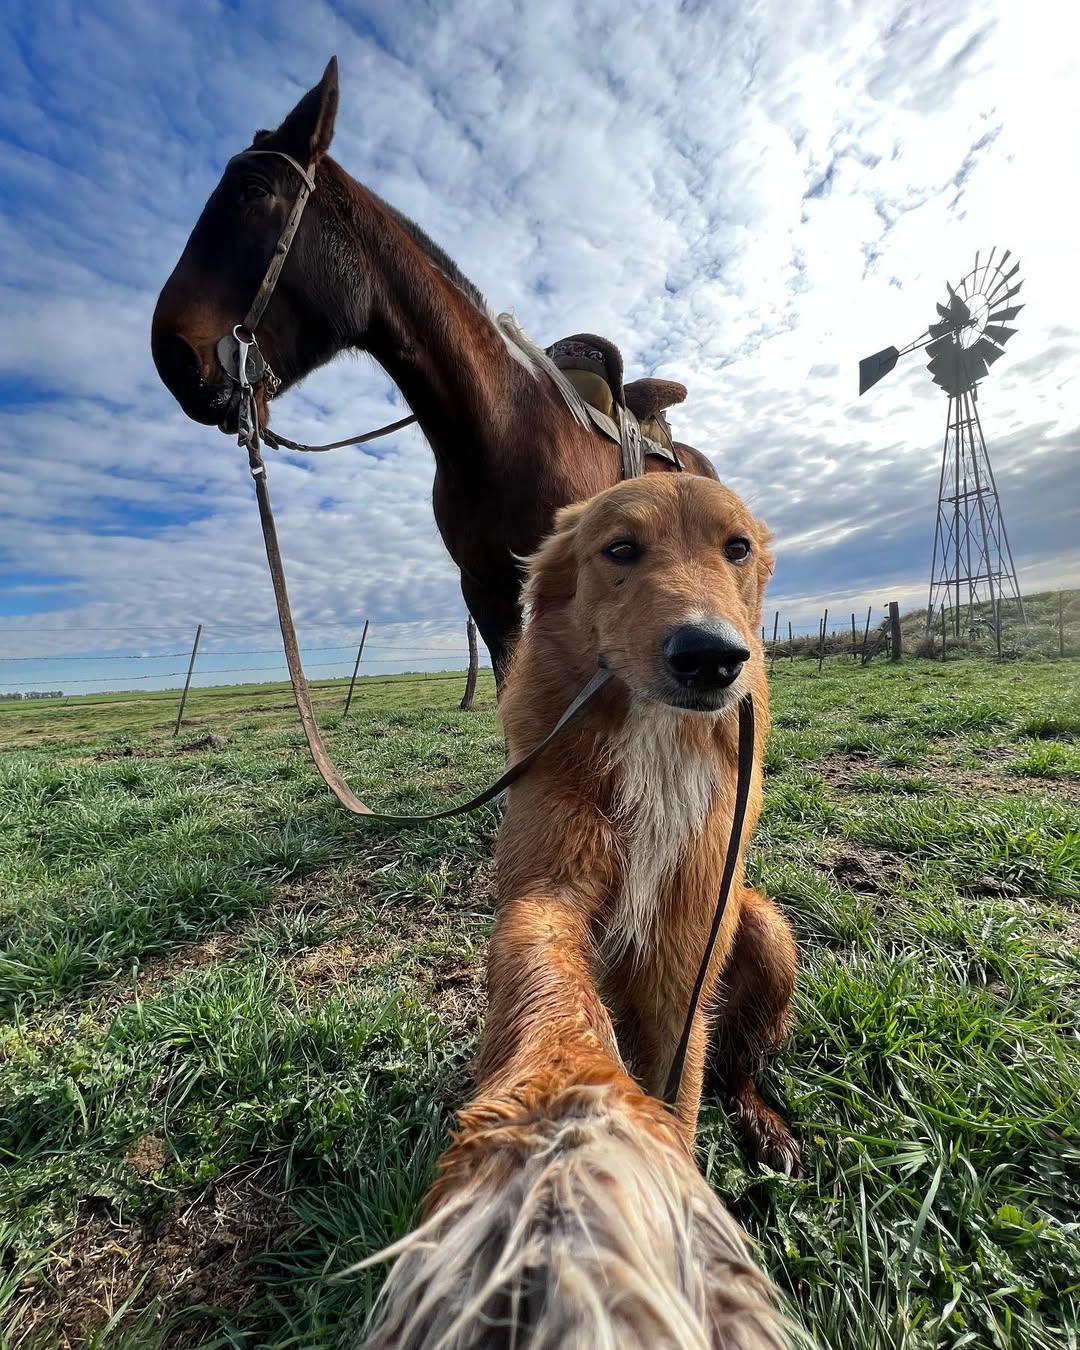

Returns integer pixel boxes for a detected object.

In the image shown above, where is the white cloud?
[1,0,1077,694]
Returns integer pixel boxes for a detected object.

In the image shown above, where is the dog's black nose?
[663,621,750,690]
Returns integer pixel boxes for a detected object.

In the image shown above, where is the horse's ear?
[521,502,587,610]
[268,56,339,166]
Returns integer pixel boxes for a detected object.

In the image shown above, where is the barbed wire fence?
[0,613,496,731]
[1,593,1072,734]
[0,605,896,731]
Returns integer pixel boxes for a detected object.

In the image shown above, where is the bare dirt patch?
[820,746,1080,806]
[174,733,223,754]
[817,749,876,788]
[285,936,379,991]
[821,841,911,895]
[124,1133,170,1178]
[19,1167,287,1349]
[425,953,485,1030]
[925,758,1080,806]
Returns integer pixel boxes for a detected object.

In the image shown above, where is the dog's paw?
[733,1095,802,1178]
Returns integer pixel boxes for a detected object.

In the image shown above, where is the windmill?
[859,248,1026,634]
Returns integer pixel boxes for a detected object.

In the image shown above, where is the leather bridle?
[212,144,755,1109]
[215,148,419,455]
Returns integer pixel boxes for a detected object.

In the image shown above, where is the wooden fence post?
[851,612,858,661]
[788,620,794,662]
[769,610,779,673]
[817,608,829,673]
[1060,591,1066,658]
[173,623,203,735]
[860,605,873,664]
[941,605,947,662]
[460,616,479,710]
[342,619,369,718]
[888,601,902,661]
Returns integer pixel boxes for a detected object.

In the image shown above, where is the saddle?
[545,333,685,477]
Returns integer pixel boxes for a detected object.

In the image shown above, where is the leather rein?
[214,146,754,1107]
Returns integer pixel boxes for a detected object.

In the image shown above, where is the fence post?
[460,616,479,710]
[1060,591,1066,658]
[888,601,902,662]
[941,605,947,662]
[769,610,779,673]
[173,623,203,736]
[817,608,829,673]
[860,605,873,664]
[788,620,794,662]
[342,619,370,718]
[851,612,858,661]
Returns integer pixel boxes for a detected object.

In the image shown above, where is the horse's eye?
[239,181,269,205]
[724,537,751,563]
[604,539,640,563]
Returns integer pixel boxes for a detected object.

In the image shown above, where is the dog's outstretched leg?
[711,887,801,1176]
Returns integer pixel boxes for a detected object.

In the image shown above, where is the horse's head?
[151,58,343,429]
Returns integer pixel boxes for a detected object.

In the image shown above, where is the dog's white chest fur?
[606,703,720,952]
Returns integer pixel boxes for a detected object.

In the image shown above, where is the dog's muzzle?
[663,620,750,692]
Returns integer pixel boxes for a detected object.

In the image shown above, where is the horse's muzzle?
[151,331,236,426]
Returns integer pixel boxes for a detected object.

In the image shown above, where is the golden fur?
[358,475,799,1348]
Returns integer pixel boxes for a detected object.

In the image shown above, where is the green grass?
[1,659,1078,1348]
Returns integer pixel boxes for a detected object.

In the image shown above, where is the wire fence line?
[0,602,913,732]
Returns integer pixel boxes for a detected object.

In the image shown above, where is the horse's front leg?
[458,574,522,694]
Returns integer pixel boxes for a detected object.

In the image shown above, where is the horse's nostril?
[152,332,202,392]
[663,621,750,690]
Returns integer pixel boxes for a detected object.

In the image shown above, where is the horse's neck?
[337,180,549,473]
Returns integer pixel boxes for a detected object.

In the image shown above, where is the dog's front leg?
[474,890,624,1093]
[710,886,801,1176]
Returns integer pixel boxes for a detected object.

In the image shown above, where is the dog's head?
[523,475,772,713]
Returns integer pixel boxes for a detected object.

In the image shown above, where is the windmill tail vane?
[857,248,1026,634]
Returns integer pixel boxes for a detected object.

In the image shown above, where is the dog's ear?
[521,501,587,610]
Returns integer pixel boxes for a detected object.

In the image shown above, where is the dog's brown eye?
[604,539,640,563]
[724,537,751,562]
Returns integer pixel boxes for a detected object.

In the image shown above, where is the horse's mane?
[382,200,487,312]
[375,192,592,429]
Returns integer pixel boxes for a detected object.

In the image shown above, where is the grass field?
[1,657,1078,1349]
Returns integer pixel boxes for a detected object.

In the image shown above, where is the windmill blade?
[929,320,954,338]
[982,324,1018,347]
[987,270,1022,304]
[859,345,900,395]
[949,292,971,322]
[936,301,953,320]
[988,304,1023,323]
[979,245,997,292]
[926,335,955,359]
[964,353,989,384]
[998,248,1011,269]
[986,280,1024,308]
[969,338,1004,367]
[927,344,968,394]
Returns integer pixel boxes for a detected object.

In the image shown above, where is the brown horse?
[151,58,716,681]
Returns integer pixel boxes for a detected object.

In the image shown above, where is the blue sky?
[1,0,1078,693]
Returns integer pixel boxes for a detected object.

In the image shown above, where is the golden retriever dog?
[359,474,799,1349]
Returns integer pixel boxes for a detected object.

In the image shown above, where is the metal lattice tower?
[859,248,1026,634]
